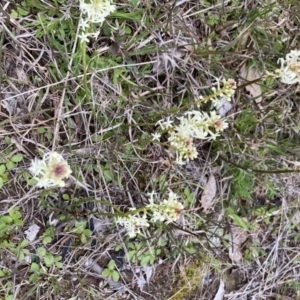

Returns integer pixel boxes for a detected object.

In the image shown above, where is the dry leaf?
[240,64,263,103]
[201,174,217,213]
[229,225,248,263]
[24,224,40,242]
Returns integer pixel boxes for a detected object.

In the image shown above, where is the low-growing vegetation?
[1,0,300,299]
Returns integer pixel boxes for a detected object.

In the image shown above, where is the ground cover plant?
[1,0,300,299]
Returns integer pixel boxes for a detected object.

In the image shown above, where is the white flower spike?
[78,0,116,42]
[276,50,300,84]
[115,191,184,237]
[264,50,300,85]
[79,0,116,24]
[115,213,150,238]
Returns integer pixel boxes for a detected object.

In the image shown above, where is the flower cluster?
[115,210,149,238]
[147,190,184,223]
[115,190,184,238]
[153,78,236,165]
[264,50,300,84]
[78,0,116,43]
[29,152,72,189]
[205,78,237,107]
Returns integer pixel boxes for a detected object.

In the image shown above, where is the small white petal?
[151,132,161,141]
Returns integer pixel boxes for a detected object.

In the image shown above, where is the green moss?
[170,259,206,300]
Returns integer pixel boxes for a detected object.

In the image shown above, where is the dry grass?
[1,0,300,299]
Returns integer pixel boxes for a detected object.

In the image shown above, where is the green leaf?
[37,127,46,134]
[0,165,6,175]
[0,223,7,232]
[108,260,116,270]
[6,161,15,170]
[140,255,151,266]
[1,216,12,224]
[228,211,249,231]
[4,136,10,144]
[36,247,46,257]
[1,172,7,181]
[124,26,132,34]
[0,269,7,277]
[127,242,135,249]
[20,239,29,247]
[11,154,23,163]
[43,236,52,245]
[74,221,86,233]
[14,219,23,226]
[30,263,40,271]
[44,254,55,267]
[54,256,62,262]
[17,7,29,16]
[102,268,111,277]
[10,10,19,18]
[115,245,122,251]
[158,238,167,247]
[103,170,113,182]
[83,229,92,236]
[18,251,25,261]
[80,234,87,244]
[112,270,120,282]
[127,250,136,261]
[29,273,38,283]
[9,209,22,220]
[46,133,53,140]
[62,194,70,200]
[185,245,197,254]
[55,262,63,268]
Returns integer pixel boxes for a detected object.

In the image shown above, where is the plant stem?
[219,155,300,174]
[81,41,96,115]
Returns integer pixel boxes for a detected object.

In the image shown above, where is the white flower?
[78,0,116,43]
[151,132,161,141]
[147,190,184,223]
[207,111,228,132]
[151,210,166,223]
[275,50,300,84]
[79,18,90,30]
[78,32,90,43]
[79,0,116,24]
[275,64,299,84]
[211,78,236,106]
[156,117,173,130]
[116,191,184,237]
[115,213,149,238]
[29,152,72,189]
[147,191,157,205]
[222,78,237,96]
[29,158,46,176]
[153,79,232,165]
